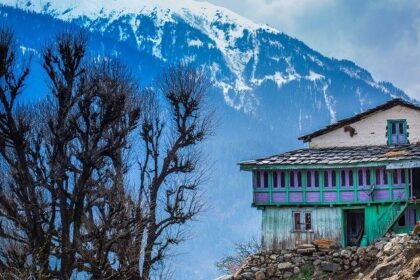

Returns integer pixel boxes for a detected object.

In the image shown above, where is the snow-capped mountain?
[1,0,411,116]
[0,1,415,279]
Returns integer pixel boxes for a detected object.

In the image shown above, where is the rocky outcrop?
[219,234,419,280]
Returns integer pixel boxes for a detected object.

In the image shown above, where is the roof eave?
[296,98,420,142]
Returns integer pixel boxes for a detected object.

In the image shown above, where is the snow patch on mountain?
[2,0,280,111]
[322,83,337,123]
[307,70,324,81]
[0,0,410,115]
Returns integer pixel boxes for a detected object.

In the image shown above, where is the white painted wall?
[309,105,420,148]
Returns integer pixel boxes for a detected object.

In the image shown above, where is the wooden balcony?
[252,167,410,206]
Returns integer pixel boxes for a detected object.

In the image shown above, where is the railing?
[376,199,409,240]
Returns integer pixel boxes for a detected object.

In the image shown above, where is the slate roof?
[299,98,420,142]
[240,144,420,167]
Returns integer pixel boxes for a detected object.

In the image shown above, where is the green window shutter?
[386,121,391,145]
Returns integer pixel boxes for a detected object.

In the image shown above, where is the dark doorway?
[345,209,365,246]
[412,168,420,199]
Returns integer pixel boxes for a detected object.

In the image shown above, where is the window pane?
[294,212,301,231]
[366,169,371,186]
[392,122,396,134]
[349,170,353,186]
[255,171,260,188]
[297,171,302,187]
[314,171,319,187]
[332,171,336,187]
[290,171,295,187]
[307,171,312,188]
[398,122,404,134]
[264,172,269,188]
[401,169,406,184]
[281,172,285,188]
[358,169,364,187]
[393,170,398,185]
[376,169,381,185]
[324,171,329,188]
[273,172,278,188]
[341,170,346,187]
[383,170,388,185]
[305,213,312,230]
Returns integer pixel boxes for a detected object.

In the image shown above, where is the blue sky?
[205,0,420,100]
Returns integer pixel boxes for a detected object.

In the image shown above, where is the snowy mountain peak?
[0,0,409,115]
[3,0,274,32]
[2,0,282,113]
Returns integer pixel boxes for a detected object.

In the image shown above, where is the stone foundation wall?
[217,234,420,280]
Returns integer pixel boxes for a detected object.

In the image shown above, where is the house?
[239,98,420,250]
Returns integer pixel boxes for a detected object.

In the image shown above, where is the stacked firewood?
[312,239,336,251]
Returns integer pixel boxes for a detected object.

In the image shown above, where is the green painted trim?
[252,199,406,207]
[404,120,409,144]
[239,158,420,171]
[354,168,358,202]
[337,170,342,203]
[320,170,324,203]
[254,186,404,193]
[268,171,273,204]
[303,170,307,203]
[389,169,393,199]
[286,171,290,204]
[387,169,392,191]
[387,119,408,145]
[387,120,392,145]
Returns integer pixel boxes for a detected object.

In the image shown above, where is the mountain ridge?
[0,2,416,279]
[1,0,412,116]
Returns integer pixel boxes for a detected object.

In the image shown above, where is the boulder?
[283,272,293,278]
[255,271,266,280]
[313,259,321,266]
[321,262,339,272]
[383,242,393,255]
[239,272,254,280]
[266,265,276,277]
[277,262,292,270]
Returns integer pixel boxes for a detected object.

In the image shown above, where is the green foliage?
[290,264,314,280]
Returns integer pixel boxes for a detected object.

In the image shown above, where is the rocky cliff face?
[224,233,420,280]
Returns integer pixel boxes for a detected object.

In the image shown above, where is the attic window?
[387,120,408,145]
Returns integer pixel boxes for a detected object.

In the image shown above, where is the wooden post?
[320,170,324,203]
[337,169,341,203]
[353,168,358,202]
[387,170,392,201]
[286,171,290,204]
[269,171,273,204]
[303,170,307,204]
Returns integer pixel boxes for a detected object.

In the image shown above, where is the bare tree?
[42,34,141,278]
[135,65,213,279]
[0,27,213,280]
[0,27,54,279]
[0,29,140,279]
[73,64,213,279]
[216,237,262,274]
